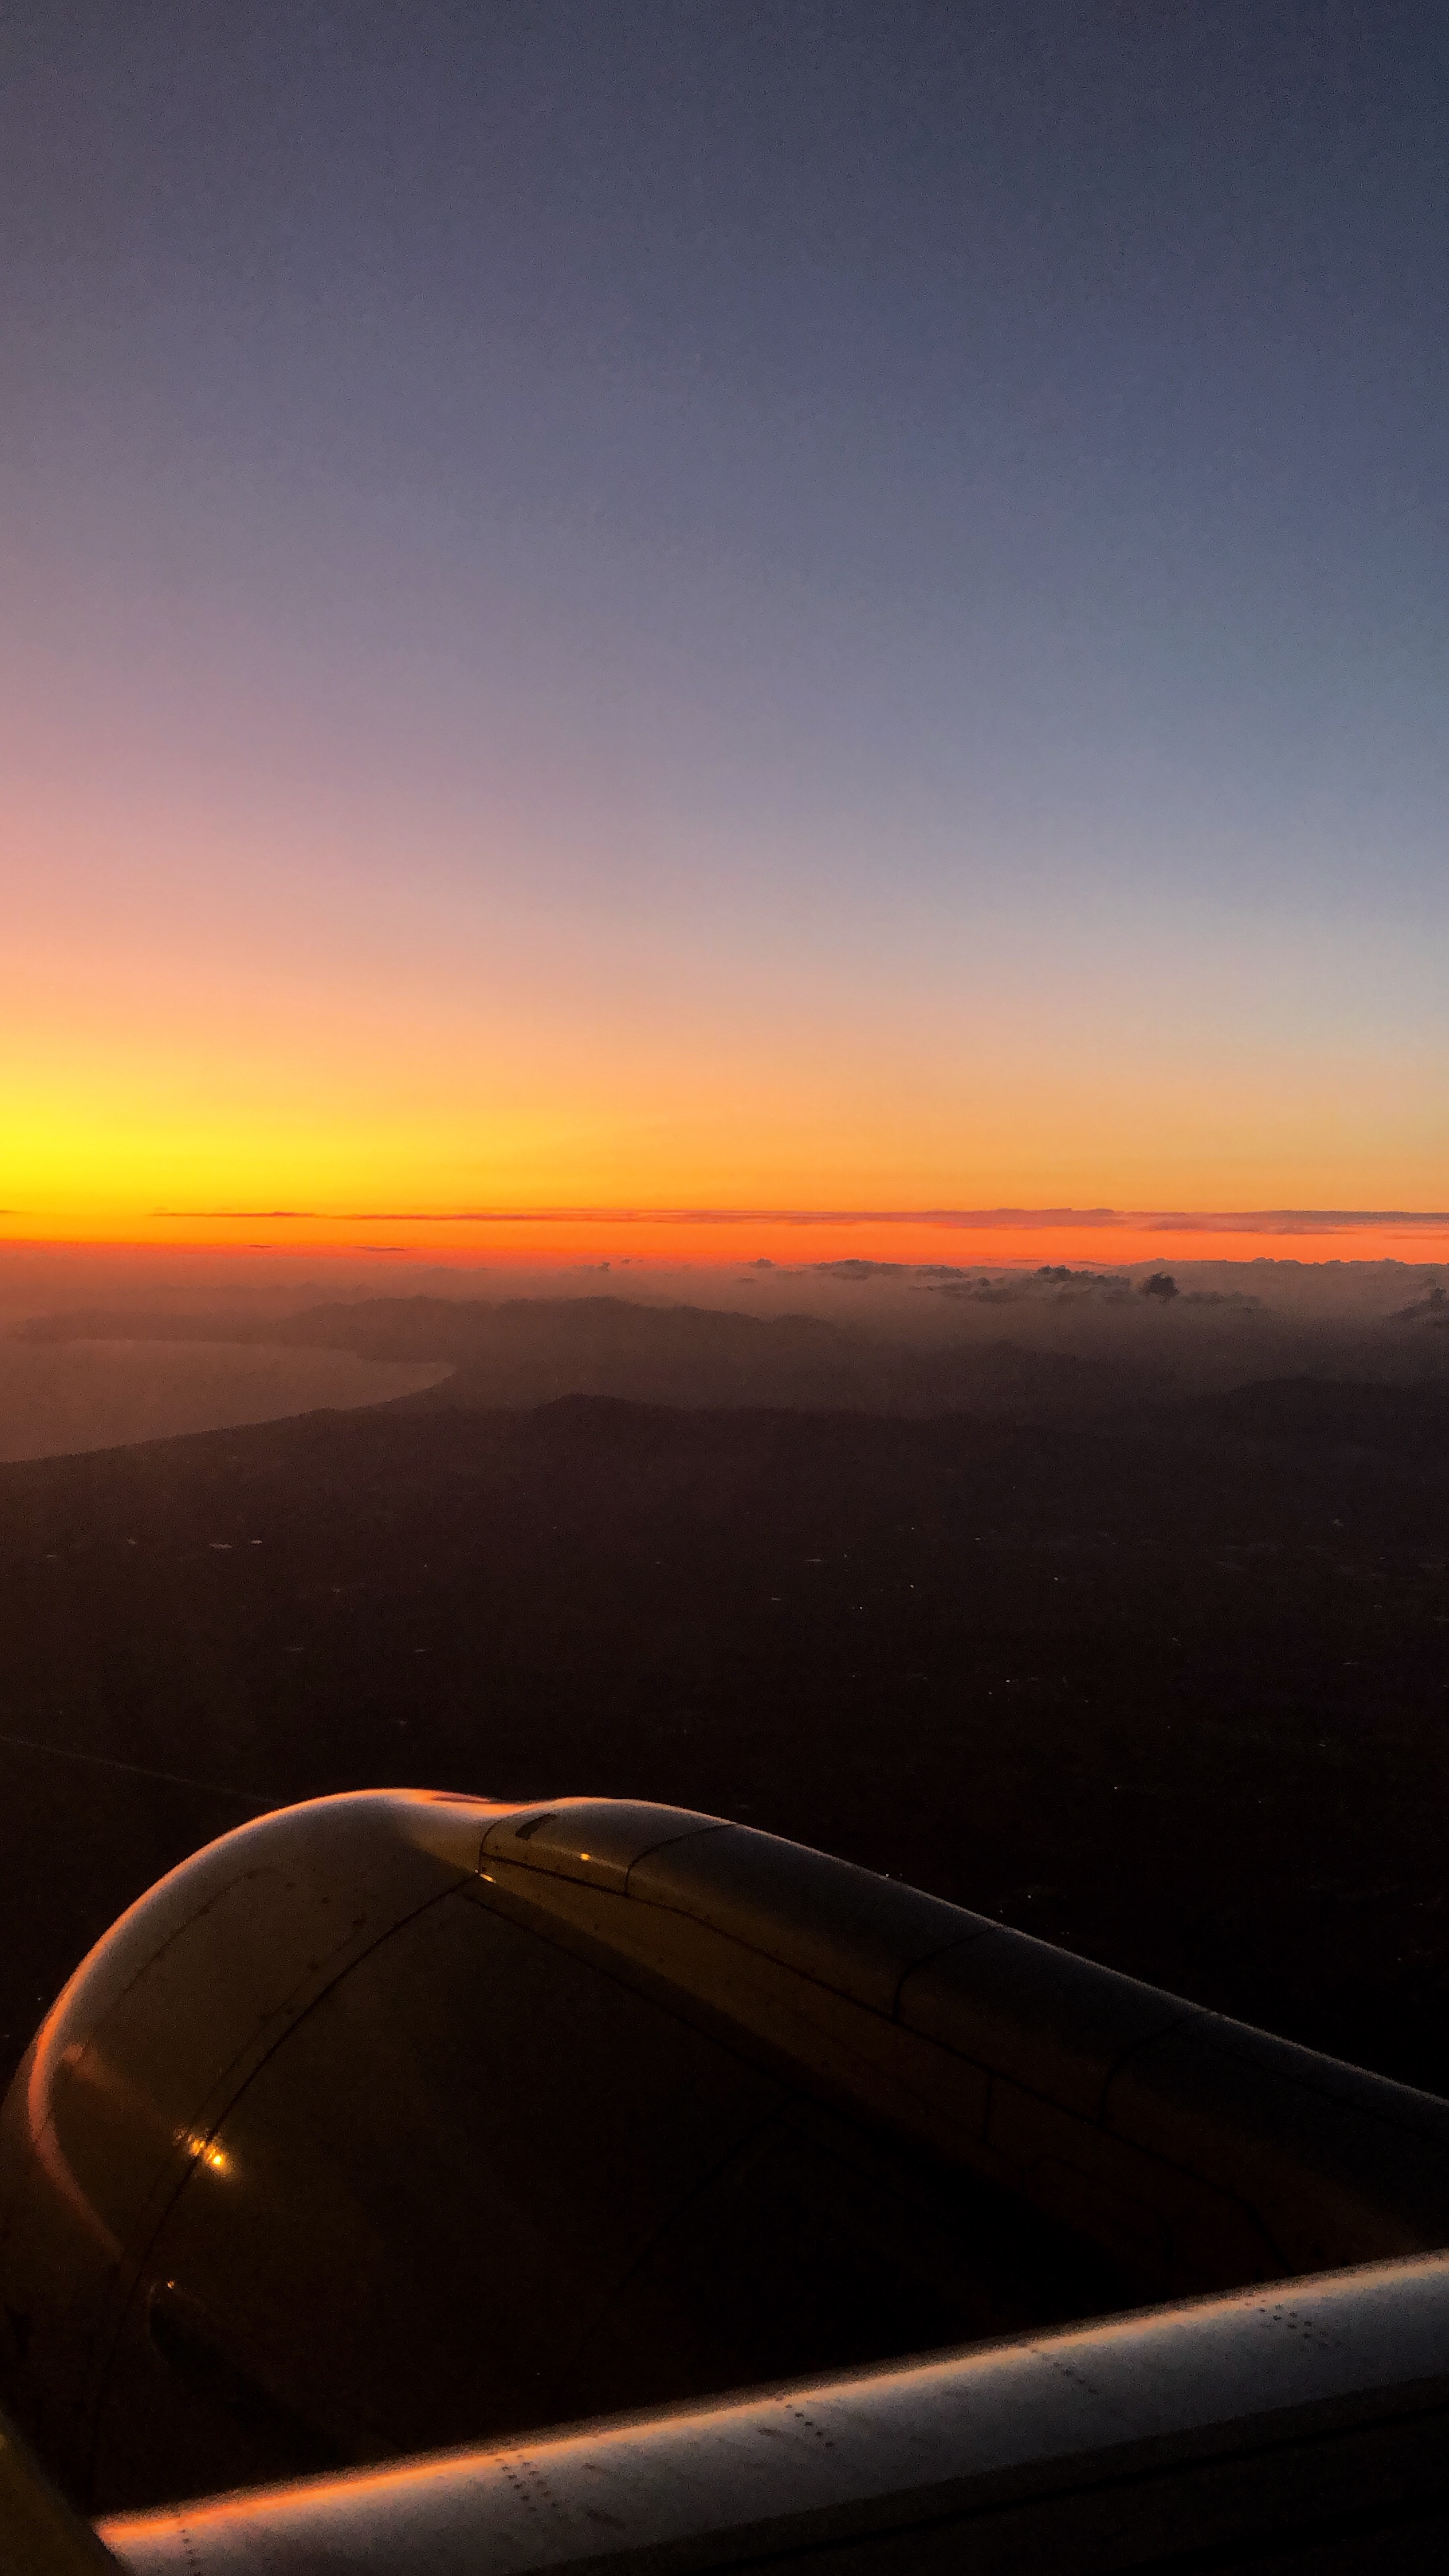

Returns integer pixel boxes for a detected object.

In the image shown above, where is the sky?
[3,1,1446,1269]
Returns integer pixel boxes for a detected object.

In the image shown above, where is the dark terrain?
[2,1366,1447,2101]
[20,1283,1449,1415]
[10,1295,1126,1415]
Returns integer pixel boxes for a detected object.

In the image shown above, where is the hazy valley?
[3,1277,1446,2115]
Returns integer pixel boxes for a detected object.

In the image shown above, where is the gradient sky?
[3,2,1446,1261]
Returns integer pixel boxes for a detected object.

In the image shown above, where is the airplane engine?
[5,1785,1449,2546]
[0,1788,1130,2517]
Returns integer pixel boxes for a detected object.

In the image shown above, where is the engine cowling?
[0,1790,1125,2514]
[8,1786,1449,2524]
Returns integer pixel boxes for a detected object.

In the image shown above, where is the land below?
[14,1271,1449,1416]
[1,1321,1446,2102]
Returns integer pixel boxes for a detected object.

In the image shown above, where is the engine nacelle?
[7,1787,1449,2523]
[0,1790,1125,2513]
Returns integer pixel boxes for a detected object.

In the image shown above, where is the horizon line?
[138,1205,1449,1234]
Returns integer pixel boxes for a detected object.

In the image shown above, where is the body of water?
[0,1340,453,1463]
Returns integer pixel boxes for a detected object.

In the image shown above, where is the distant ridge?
[11,1296,1113,1420]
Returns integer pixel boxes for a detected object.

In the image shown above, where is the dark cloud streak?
[150,1208,1449,1235]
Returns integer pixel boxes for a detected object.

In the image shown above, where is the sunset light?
[4,0,1444,1274]
[3,19,1449,2568]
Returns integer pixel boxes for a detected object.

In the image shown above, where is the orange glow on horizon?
[3,1208,1447,1272]
[10,792,1447,1282]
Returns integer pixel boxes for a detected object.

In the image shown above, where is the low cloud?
[1391,1282,1449,1326]
[815,1259,908,1281]
[931,1265,1131,1305]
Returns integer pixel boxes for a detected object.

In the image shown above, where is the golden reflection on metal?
[95,2256,1449,2576]
[25,2035,123,2265]
[180,2134,230,2173]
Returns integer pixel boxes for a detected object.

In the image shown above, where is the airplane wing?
[3,1790,1448,2571]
